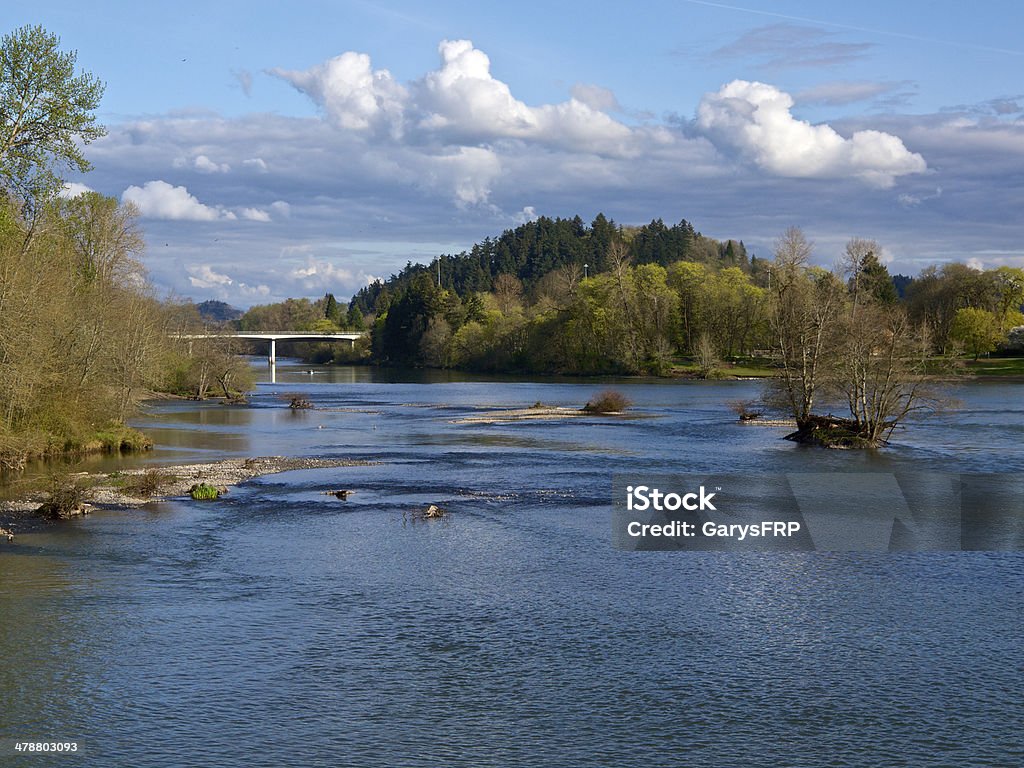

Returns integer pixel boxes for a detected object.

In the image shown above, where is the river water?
[1,361,1022,767]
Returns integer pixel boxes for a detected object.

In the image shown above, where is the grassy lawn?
[963,357,1024,376]
[671,358,777,378]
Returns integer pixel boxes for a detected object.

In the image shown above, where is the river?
[1,361,1022,767]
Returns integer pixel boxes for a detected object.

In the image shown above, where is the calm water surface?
[2,362,1022,767]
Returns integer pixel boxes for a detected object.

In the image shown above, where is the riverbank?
[0,424,154,474]
[0,456,376,535]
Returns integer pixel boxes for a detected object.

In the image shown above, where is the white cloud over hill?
[71,38,1024,305]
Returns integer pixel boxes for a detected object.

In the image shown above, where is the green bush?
[189,483,220,500]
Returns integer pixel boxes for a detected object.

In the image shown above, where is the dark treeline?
[350,214,754,316]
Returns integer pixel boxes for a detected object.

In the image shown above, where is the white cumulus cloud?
[514,205,538,225]
[416,40,633,154]
[270,52,407,135]
[270,39,635,157]
[194,154,230,173]
[122,180,229,221]
[187,264,233,288]
[186,264,270,298]
[60,182,95,198]
[172,154,231,173]
[285,258,381,294]
[696,80,926,187]
[417,39,537,138]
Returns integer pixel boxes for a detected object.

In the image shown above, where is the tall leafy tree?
[950,307,1000,360]
[0,25,105,202]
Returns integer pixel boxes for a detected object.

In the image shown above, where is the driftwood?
[323,489,353,500]
[407,504,449,521]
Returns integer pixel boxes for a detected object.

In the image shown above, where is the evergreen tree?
[345,303,365,330]
[859,252,898,304]
[323,293,341,324]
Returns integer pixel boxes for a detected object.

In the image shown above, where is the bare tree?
[766,228,844,424]
[830,304,941,444]
[695,331,719,379]
[766,228,951,447]
[492,274,524,315]
[608,241,641,370]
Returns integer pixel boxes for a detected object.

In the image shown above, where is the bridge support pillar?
[269,338,276,365]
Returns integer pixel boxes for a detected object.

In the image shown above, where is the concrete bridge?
[180,332,367,365]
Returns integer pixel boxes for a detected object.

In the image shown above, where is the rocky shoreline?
[0,456,376,536]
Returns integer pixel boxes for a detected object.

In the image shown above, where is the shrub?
[583,390,632,414]
[124,469,173,498]
[729,399,763,421]
[93,426,154,453]
[37,474,87,519]
[189,483,220,500]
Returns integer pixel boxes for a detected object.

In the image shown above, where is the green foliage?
[950,307,1001,360]
[238,298,322,331]
[323,293,341,324]
[350,214,727,318]
[0,191,171,464]
[345,303,366,330]
[91,426,153,454]
[0,25,105,202]
[906,263,1002,352]
[159,332,256,400]
[189,483,220,500]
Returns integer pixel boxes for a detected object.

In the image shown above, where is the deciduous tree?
[0,25,105,202]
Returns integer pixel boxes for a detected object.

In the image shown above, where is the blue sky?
[4,0,1023,305]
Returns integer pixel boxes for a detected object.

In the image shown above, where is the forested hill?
[350,214,757,313]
